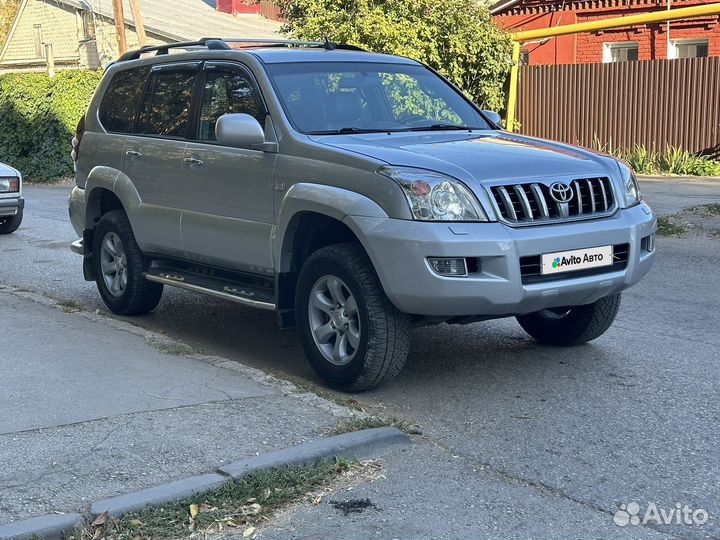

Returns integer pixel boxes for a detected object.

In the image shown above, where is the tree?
[0,0,20,50]
[276,0,512,111]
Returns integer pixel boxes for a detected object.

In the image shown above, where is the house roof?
[77,0,282,41]
[490,0,519,14]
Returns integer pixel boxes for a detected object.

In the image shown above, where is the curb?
[0,513,84,540]
[219,426,410,479]
[0,427,411,540]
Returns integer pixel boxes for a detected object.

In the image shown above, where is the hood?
[0,162,20,177]
[310,131,617,183]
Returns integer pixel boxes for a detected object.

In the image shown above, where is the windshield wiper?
[308,127,393,135]
[406,124,481,132]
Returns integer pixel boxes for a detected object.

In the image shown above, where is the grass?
[56,298,82,312]
[268,370,367,412]
[698,203,720,216]
[152,341,196,356]
[70,459,353,540]
[327,415,419,436]
[656,216,686,237]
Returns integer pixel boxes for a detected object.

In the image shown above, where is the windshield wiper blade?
[406,124,479,131]
[309,127,392,135]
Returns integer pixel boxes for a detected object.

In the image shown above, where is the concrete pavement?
[0,287,358,526]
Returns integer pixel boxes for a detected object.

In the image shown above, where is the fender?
[273,183,387,272]
[84,166,142,230]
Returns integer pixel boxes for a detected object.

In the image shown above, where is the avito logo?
[552,252,605,269]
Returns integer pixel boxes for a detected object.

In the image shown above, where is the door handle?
[125,150,143,158]
[184,157,204,166]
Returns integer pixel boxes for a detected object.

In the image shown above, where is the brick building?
[491,0,720,65]
[217,0,284,21]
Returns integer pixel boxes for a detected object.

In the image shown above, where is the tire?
[0,209,22,234]
[516,293,622,346]
[295,242,411,392]
[92,210,163,316]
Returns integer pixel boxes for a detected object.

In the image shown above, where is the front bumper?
[0,196,24,217]
[348,202,657,317]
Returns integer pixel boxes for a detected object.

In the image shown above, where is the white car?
[0,162,23,234]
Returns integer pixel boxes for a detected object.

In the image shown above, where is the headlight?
[0,177,19,193]
[618,161,641,207]
[379,166,488,221]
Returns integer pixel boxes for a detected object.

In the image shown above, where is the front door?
[180,61,276,274]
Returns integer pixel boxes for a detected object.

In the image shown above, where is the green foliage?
[0,0,21,49]
[0,70,102,181]
[624,144,658,175]
[275,0,512,111]
[591,137,720,177]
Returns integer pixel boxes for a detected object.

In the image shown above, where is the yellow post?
[503,2,720,131]
[506,41,521,132]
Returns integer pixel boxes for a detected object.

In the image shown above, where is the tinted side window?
[198,69,263,141]
[137,69,197,138]
[98,67,149,133]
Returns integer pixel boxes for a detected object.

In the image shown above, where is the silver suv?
[69,39,657,391]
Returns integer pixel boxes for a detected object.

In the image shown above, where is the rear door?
[180,61,276,273]
[123,62,201,256]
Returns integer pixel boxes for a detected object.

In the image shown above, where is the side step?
[145,266,276,311]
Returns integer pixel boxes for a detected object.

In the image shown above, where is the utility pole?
[128,0,147,47]
[112,0,127,55]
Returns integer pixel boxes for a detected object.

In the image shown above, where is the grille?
[520,243,630,284]
[490,178,616,224]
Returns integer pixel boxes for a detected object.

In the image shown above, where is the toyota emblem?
[549,182,574,203]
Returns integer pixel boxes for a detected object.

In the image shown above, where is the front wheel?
[0,209,22,235]
[296,243,410,392]
[516,293,622,346]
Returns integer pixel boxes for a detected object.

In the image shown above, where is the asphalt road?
[1,178,719,538]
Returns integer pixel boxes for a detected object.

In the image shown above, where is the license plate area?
[541,245,614,275]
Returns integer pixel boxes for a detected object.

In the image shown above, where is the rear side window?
[136,69,197,138]
[98,67,149,133]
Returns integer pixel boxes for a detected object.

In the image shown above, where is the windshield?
[265,62,493,134]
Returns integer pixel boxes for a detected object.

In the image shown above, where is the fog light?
[428,257,468,277]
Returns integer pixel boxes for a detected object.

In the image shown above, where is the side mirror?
[216,113,265,149]
[482,110,502,126]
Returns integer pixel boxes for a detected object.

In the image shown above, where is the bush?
[275,0,512,111]
[0,70,102,181]
[591,137,720,177]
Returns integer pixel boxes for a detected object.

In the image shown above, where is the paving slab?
[0,291,355,526]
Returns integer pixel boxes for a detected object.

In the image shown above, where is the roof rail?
[116,38,365,62]
[117,38,230,62]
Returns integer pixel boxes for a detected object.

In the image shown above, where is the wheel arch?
[274,184,388,328]
[84,167,140,230]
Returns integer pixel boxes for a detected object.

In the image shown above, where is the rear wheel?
[296,243,410,392]
[92,210,163,315]
[516,293,622,346]
[0,209,22,234]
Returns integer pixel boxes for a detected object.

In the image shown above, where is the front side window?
[99,67,149,134]
[137,69,197,138]
[198,68,263,141]
[266,62,491,134]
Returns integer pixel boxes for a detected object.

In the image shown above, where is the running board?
[145,269,276,311]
